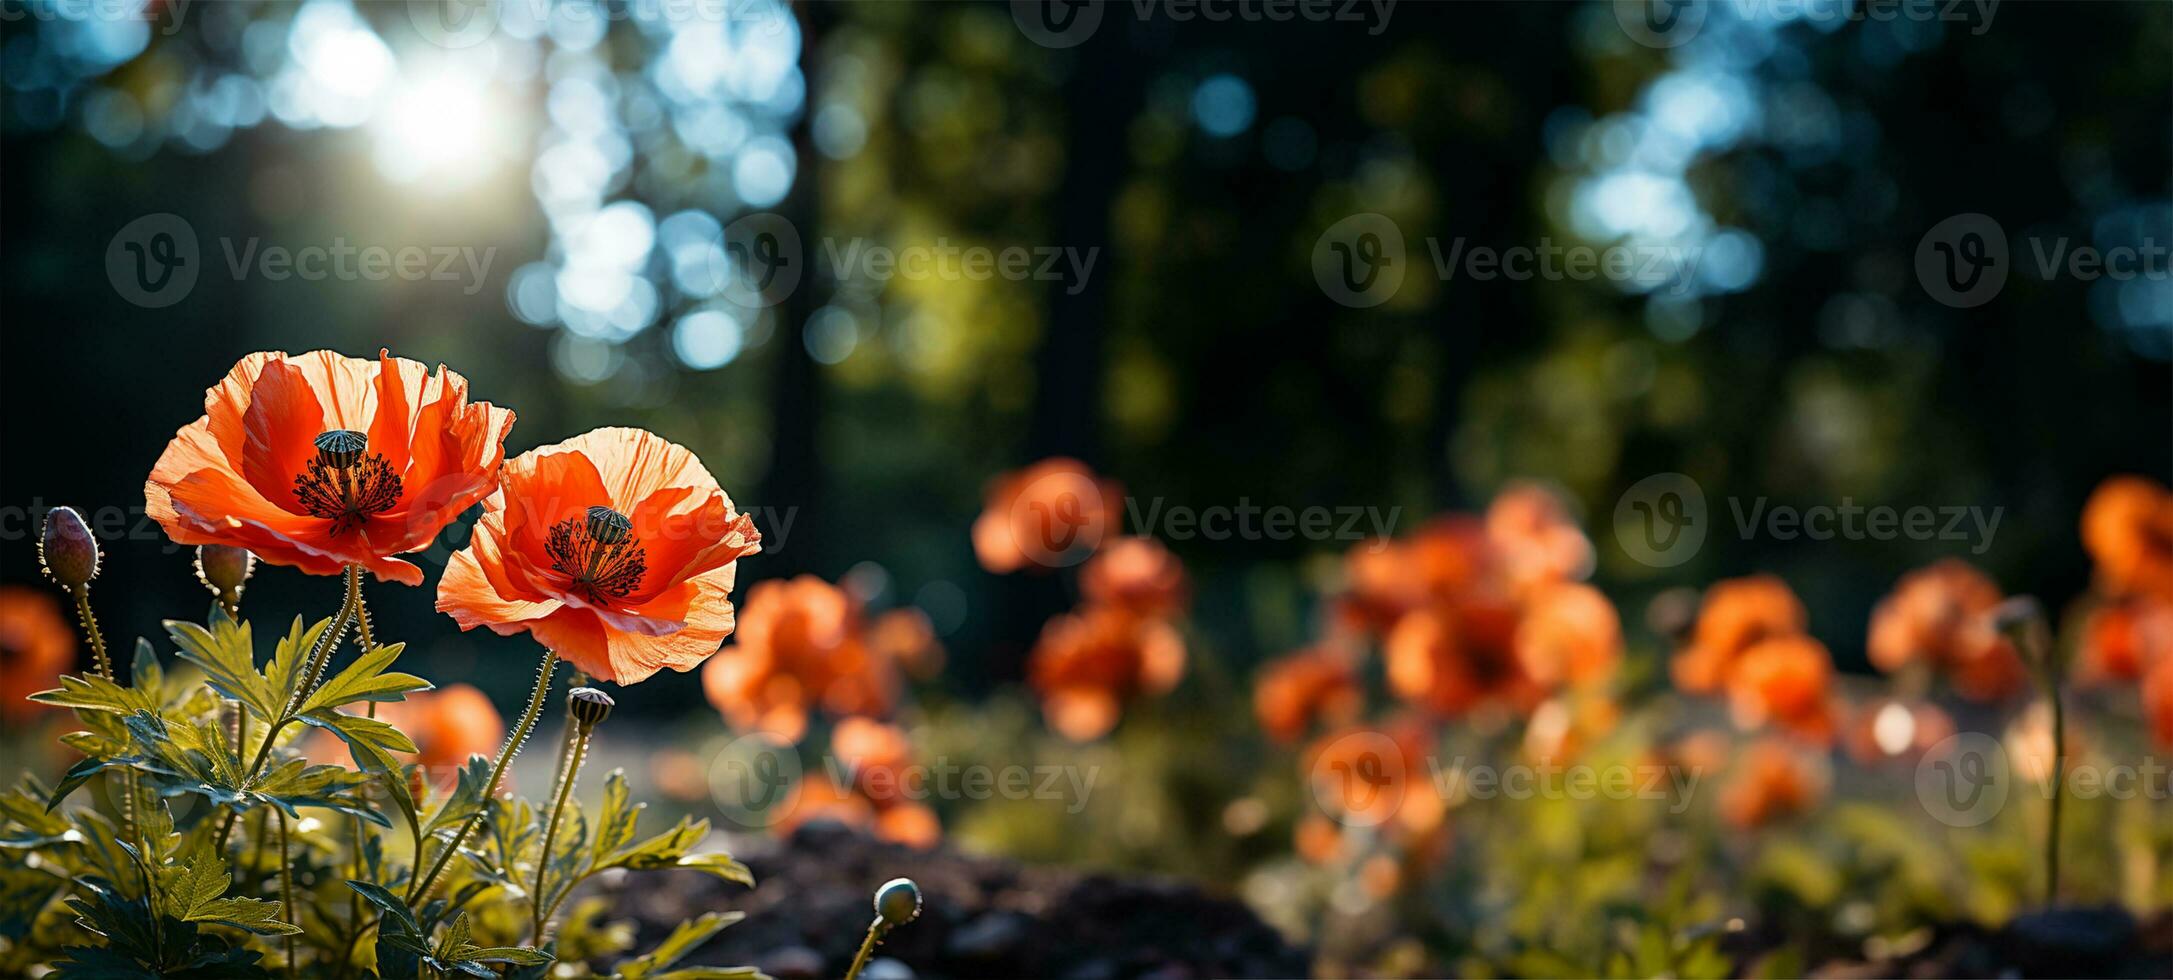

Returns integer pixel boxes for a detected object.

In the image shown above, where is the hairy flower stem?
[216,565,364,853]
[530,718,592,944]
[844,919,890,980]
[278,810,298,978]
[67,583,141,852]
[409,644,557,906]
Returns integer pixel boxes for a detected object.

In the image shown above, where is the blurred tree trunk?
[991,16,1139,683]
[760,0,836,579]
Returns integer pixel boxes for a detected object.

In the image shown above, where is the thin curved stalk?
[530,722,591,944]
[408,644,557,906]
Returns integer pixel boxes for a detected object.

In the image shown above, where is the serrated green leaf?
[184,897,300,937]
[461,945,553,965]
[297,709,418,774]
[592,769,640,859]
[669,853,754,887]
[299,643,431,715]
[166,618,278,723]
[29,674,155,715]
[613,911,744,979]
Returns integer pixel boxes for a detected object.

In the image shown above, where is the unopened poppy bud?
[568,687,615,729]
[39,506,100,587]
[873,877,921,928]
[196,545,256,602]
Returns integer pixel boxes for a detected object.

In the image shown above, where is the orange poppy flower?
[1725,635,1836,745]
[972,458,1123,573]
[1386,604,1541,719]
[1670,575,1807,694]
[702,575,895,743]
[874,801,942,850]
[1080,536,1189,619]
[866,607,945,681]
[1027,605,1185,741]
[774,772,877,836]
[1718,738,1825,830]
[1253,647,1363,745]
[1866,560,2026,701]
[1484,481,1594,593]
[146,350,515,585]
[2078,596,2173,684]
[831,717,916,806]
[2082,475,2173,600]
[0,587,75,724]
[1514,581,1622,690]
[437,427,761,685]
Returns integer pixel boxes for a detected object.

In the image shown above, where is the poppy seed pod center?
[567,686,615,728]
[294,429,403,535]
[546,505,648,606]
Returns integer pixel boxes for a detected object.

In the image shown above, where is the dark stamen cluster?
[547,505,647,605]
[294,430,402,535]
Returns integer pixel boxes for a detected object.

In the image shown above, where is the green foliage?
[1,608,761,978]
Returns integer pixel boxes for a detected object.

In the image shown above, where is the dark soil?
[599,822,1311,980]
[1801,905,2173,979]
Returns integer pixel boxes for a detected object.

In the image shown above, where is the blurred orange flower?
[866,607,945,681]
[2079,596,2173,684]
[1718,738,1825,830]
[973,458,1122,574]
[1253,647,1362,745]
[1028,605,1185,741]
[1386,604,1541,719]
[1484,481,1594,594]
[2082,475,2173,600]
[438,427,761,685]
[147,350,515,585]
[1866,560,2025,701]
[382,683,505,781]
[1514,581,1622,690]
[1080,536,1189,619]
[1671,575,1807,694]
[702,575,896,743]
[773,720,943,850]
[1725,635,1836,745]
[0,587,74,724]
